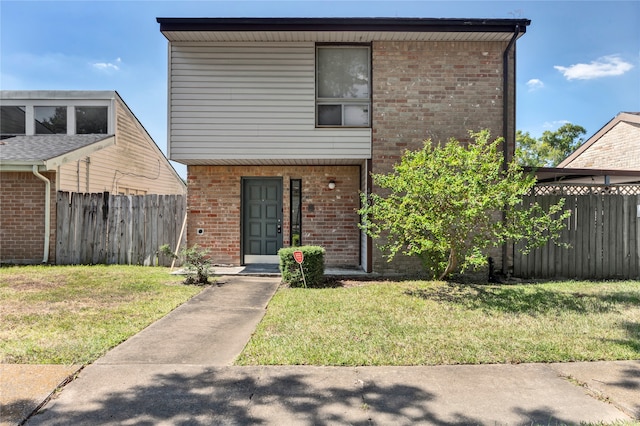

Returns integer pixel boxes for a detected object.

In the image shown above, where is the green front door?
[242,178,283,264]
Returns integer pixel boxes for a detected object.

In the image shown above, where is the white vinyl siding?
[168,42,371,164]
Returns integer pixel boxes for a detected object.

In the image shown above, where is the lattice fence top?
[530,184,640,196]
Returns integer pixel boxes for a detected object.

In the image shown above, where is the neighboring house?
[559,112,640,172]
[0,90,187,264]
[533,112,640,186]
[157,17,530,274]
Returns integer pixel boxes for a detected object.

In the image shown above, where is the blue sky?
[1,0,639,178]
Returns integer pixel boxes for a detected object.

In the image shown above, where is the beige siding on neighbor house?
[168,42,371,164]
[58,98,186,195]
[562,121,640,170]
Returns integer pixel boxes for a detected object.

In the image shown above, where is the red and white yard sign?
[292,250,307,287]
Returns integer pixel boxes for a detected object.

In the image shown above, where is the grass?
[3,265,639,367]
[0,265,203,364]
[236,279,640,366]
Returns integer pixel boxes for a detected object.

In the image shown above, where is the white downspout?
[32,165,51,263]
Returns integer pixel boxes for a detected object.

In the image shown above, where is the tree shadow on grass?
[405,282,637,315]
[604,321,640,356]
[25,367,588,426]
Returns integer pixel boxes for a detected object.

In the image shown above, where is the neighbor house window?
[290,179,302,246]
[76,106,108,134]
[35,106,67,134]
[316,45,370,127]
[0,106,26,136]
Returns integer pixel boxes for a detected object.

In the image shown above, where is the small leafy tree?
[160,244,212,285]
[516,123,587,167]
[359,130,570,280]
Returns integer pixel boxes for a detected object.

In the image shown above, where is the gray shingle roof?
[0,134,112,163]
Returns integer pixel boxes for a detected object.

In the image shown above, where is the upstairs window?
[35,106,67,134]
[316,45,370,127]
[76,106,108,134]
[0,106,26,137]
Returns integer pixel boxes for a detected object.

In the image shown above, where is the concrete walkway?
[15,275,640,425]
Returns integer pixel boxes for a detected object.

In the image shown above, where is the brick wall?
[0,172,56,264]
[564,122,640,169]
[187,165,361,267]
[370,40,509,274]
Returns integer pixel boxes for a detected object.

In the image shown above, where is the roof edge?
[156,17,530,33]
[1,90,117,100]
[526,166,640,177]
[527,166,640,184]
[44,135,116,170]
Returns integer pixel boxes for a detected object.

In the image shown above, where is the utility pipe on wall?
[501,24,520,276]
[502,24,520,167]
[32,165,51,263]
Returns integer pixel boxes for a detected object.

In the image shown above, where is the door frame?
[240,177,283,265]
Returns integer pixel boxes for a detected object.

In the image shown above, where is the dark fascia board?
[526,166,640,183]
[156,17,530,34]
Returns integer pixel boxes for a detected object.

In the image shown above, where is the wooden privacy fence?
[513,184,640,279]
[56,191,186,266]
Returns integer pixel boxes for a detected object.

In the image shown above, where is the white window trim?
[316,44,371,128]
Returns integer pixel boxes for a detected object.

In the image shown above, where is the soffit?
[173,158,366,166]
[160,30,521,43]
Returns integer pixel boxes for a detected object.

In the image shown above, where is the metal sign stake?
[293,250,306,288]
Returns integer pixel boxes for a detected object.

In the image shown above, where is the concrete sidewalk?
[14,275,640,425]
[93,275,279,366]
[24,362,639,425]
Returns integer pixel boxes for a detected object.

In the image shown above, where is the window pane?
[35,106,67,134]
[344,104,369,126]
[290,179,302,247]
[318,104,342,126]
[76,106,108,134]
[317,47,369,99]
[0,106,26,135]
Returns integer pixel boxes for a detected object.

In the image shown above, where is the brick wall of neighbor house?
[0,172,56,264]
[187,165,361,267]
[371,40,509,274]
[564,121,640,169]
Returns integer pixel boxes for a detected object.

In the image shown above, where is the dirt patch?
[319,277,404,289]
[0,274,68,292]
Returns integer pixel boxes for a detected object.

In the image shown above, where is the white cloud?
[526,78,544,91]
[543,120,570,129]
[554,55,633,80]
[92,57,122,72]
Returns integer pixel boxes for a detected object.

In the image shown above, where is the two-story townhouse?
[0,90,186,264]
[157,17,530,274]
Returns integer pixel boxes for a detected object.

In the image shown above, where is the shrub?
[279,246,325,288]
[359,130,570,279]
[159,244,212,285]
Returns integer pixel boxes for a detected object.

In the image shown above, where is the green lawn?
[237,280,640,366]
[3,265,639,367]
[0,265,203,364]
